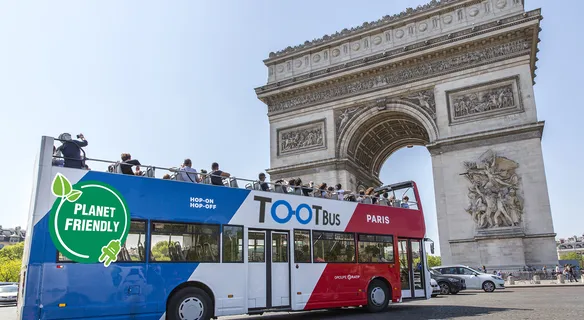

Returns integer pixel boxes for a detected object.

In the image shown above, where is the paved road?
[2,287,583,319]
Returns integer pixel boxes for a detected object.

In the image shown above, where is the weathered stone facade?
[255,0,557,270]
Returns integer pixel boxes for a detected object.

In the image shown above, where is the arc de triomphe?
[254,0,557,269]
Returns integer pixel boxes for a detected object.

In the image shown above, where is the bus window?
[293,230,311,263]
[150,222,220,262]
[222,225,243,263]
[272,233,288,263]
[248,232,265,262]
[312,231,355,263]
[117,220,147,262]
[357,234,394,263]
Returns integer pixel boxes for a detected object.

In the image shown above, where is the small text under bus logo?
[334,274,361,280]
[189,197,217,210]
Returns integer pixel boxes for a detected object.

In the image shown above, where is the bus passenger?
[401,196,410,209]
[120,153,141,175]
[210,162,230,186]
[258,173,270,191]
[180,159,201,183]
[55,133,87,169]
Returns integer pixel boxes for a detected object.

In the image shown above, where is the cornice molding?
[427,121,544,155]
[263,33,534,116]
[256,8,541,95]
[265,0,496,61]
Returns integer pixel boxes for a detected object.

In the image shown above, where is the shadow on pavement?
[222,305,528,320]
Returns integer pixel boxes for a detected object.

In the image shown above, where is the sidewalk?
[505,279,584,288]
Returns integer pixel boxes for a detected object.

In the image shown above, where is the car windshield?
[467,267,483,274]
[430,269,441,276]
[0,285,17,293]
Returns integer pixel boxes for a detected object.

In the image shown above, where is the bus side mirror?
[430,243,435,254]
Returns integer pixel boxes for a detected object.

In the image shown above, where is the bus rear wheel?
[168,287,212,320]
[366,279,390,313]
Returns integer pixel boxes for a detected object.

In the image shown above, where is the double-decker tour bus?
[17,136,434,320]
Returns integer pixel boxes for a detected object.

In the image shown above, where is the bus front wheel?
[168,287,212,320]
[366,279,390,313]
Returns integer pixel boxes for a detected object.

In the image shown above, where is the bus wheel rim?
[371,287,386,306]
[178,297,204,320]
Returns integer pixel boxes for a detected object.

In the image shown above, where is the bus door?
[398,239,426,298]
[247,229,290,310]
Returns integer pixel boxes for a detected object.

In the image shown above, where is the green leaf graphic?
[66,190,82,202]
[52,173,72,197]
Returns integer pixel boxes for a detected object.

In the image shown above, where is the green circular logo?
[49,173,130,267]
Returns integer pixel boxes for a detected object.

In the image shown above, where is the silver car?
[0,284,18,305]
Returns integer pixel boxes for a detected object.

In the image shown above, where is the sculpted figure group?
[463,151,524,229]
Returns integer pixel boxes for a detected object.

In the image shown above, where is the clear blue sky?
[0,1,582,255]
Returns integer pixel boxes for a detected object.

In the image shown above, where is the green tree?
[0,242,24,260]
[560,252,581,261]
[427,255,442,268]
[151,240,171,261]
[0,257,21,282]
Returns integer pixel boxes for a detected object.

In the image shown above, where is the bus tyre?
[366,279,390,313]
[482,281,495,293]
[168,287,212,320]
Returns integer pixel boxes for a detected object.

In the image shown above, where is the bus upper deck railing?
[49,139,419,209]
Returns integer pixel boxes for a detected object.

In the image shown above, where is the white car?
[0,284,17,305]
[431,265,505,292]
[430,278,440,297]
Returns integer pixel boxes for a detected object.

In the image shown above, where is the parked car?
[0,284,17,305]
[432,265,505,292]
[429,268,466,295]
[430,278,440,297]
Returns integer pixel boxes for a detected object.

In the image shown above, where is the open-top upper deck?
[28,136,426,239]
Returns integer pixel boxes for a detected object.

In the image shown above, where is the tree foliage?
[560,252,583,262]
[0,242,24,260]
[427,255,442,268]
[0,257,21,282]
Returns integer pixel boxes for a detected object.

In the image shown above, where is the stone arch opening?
[338,103,437,182]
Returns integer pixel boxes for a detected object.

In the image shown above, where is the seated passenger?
[289,179,300,195]
[317,183,328,198]
[365,187,377,205]
[180,159,201,183]
[356,190,365,203]
[378,192,390,206]
[135,165,143,176]
[258,173,270,191]
[120,153,141,175]
[55,133,88,169]
[326,186,335,199]
[210,162,230,186]
[335,184,350,201]
[298,178,311,196]
[274,179,287,193]
[401,196,410,209]
[162,174,171,180]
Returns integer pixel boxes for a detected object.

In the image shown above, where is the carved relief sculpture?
[452,84,514,118]
[447,76,523,124]
[278,120,326,155]
[462,150,523,229]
